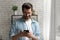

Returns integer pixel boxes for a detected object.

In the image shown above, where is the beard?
[23,15,31,20]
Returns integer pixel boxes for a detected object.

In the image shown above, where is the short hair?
[22,3,33,12]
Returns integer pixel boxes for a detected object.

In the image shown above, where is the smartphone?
[24,30,29,33]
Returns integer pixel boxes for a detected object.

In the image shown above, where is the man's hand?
[18,31,27,37]
[19,31,38,40]
[12,31,38,40]
[12,31,27,40]
[26,32,34,38]
[26,32,38,40]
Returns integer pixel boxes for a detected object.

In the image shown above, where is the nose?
[26,14,29,16]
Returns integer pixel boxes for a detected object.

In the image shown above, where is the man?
[9,3,40,40]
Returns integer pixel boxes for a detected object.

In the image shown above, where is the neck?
[22,16,31,21]
[25,18,30,21]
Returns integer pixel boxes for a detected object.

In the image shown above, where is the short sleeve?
[9,20,18,39]
[34,22,41,40]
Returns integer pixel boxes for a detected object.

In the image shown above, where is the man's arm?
[25,32,38,40]
[34,22,40,40]
[32,36,38,40]
[12,33,20,40]
[12,31,27,40]
[9,20,26,40]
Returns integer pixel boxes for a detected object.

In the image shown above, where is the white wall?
[43,0,51,40]
[0,0,43,40]
[49,0,55,40]
[49,0,60,40]
[55,0,60,40]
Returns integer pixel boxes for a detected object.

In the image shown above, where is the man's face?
[23,8,32,19]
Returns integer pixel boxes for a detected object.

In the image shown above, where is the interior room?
[0,0,60,40]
